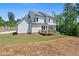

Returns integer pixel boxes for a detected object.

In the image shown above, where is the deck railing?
[39,30,56,35]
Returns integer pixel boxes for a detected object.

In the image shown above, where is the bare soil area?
[0,37,79,56]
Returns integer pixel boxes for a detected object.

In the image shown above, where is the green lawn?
[0,33,66,45]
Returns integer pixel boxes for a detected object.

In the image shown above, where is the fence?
[0,26,16,32]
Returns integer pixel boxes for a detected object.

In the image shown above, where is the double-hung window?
[37,18,38,22]
[34,18,35,22]
[44,19,46,22]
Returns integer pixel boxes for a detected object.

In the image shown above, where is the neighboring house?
[16,11,56,34]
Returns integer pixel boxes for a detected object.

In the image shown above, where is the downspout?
[45,16,48,35]
[28,13,32,34]
[29,16,32,33]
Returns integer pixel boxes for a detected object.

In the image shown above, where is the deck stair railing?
[39,29,56,35]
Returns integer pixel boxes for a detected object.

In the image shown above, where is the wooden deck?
[39,30,56,36]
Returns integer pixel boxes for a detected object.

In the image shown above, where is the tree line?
[0,12,17,27]
[55,3,79,36]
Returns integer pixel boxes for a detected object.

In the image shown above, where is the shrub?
[12,32,17,35]
[74,23,79,36]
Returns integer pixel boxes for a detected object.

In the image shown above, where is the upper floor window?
[28,14,30,18]
[49,19,50,22]
[37,18,38,21]
[34,18,35,22]
[53,20,55,23]
[44,19,46,22]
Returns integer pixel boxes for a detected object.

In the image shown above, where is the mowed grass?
[0,33,66,45]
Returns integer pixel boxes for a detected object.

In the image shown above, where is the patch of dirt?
[0,37,79,56]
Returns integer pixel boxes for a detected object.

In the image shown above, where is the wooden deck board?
[39,30,56,35]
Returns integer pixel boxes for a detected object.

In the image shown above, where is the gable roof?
[29,11,44,17]
[17,15,28,25]
[39,11,49,17]
[29,11,54,18]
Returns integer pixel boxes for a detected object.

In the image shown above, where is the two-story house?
[16,11,56,34]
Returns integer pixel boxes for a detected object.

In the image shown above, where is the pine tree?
[63,3,76,35]
[8,12,16,26]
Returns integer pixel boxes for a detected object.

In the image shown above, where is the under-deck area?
[39,25,56,36]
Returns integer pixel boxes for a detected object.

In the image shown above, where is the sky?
[0,3,64,21]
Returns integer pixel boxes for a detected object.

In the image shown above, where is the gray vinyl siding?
[17,11,56,34]
[17,20,28,33]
